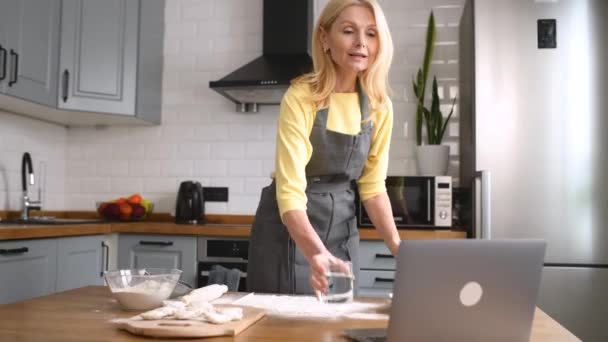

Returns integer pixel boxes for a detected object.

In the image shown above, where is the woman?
[247,0,400,298]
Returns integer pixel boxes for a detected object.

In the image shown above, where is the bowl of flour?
[104,268,182,310]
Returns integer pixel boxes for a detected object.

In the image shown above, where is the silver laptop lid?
[387,239,546,342]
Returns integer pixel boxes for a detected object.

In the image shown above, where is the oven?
[197,237,248,291]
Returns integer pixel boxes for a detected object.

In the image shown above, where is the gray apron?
[248,83,373,294]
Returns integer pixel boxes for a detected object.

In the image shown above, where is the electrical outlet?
[203,187,229,202]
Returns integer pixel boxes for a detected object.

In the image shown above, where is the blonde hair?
[295,0,393,110]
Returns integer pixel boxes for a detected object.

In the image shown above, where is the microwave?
[357,176,452,228]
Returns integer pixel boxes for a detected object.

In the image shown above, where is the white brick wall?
[0,0,464,215]
[0,111,67,211]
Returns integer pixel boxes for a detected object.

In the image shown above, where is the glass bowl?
[104,268,182,310]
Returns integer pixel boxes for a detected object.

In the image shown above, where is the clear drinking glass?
[322,261,354,303]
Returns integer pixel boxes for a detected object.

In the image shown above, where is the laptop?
[345,239,546,342]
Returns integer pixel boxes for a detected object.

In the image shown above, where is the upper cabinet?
[0,0,164,126]
[0,0,60,106]
[0,0,6,94]
[59,0,138,115]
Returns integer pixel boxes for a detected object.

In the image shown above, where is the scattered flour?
[234,294,386,320]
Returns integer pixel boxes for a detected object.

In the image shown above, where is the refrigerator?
[459,0,608,341]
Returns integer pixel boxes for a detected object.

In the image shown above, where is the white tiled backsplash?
[0,0,463,214]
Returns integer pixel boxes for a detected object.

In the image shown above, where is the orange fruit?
[116,197,127,204]
[127,194,142,205]
[119,203,133,219]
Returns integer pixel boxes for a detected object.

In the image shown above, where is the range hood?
[209,0,314,112]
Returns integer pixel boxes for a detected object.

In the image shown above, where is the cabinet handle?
[0,45,6,81]
[0,247,29,255]
[101,241,109,277]
[139,241,173,246]
[62,69,69,102]
[374,253,394,259]
[374,277,394,283]
[8,49,18,86]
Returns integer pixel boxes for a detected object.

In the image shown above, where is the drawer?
[359,241,395,270]
[358,269,395,299]
[358,288,392,299]
[117,234,197,287]
[358,270,395,290]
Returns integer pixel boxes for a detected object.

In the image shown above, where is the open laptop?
[345,239,546,342]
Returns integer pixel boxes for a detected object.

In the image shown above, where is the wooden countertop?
[0,215,466,241]
[0,286,579,341]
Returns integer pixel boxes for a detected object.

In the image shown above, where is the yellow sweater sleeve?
[275,84,314,217]
[357,99,393,200]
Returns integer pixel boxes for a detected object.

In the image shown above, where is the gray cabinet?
[0,0,8,93]
[358,241,395,298]
[58,0,163,123]
[118,234,197,288]
[0,0,60,106]
[0,238,58,304]
[56,235,106,292]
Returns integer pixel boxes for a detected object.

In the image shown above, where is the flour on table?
[234,294,386,319]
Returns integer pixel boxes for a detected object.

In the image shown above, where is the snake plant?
[412,11,457,145]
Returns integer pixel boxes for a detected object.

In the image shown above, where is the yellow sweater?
[274,82,393,218]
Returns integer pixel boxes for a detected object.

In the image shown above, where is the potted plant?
[412,11,457,175]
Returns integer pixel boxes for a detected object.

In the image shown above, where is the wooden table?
[0,286,579,341]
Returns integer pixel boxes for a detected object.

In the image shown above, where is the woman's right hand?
[309,252,350,300]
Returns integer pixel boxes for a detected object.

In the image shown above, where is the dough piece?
[175,307,204,320]
[140,306,177,320]
[162,300,186,310]
[201,310,233,324]
[216,307,243,321]
[187,301,214,311]
[181,284,228,305]
[198,307,243,324]
[174,303,213,320]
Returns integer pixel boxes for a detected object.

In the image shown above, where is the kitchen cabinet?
[118,234,197,288]
[0,0,164,126]
[0,235,109,304]
[56,235,106,292]
[0,238,58,304]
[58,0,163,123]
[0,0,60,106]
[358,241,395,298]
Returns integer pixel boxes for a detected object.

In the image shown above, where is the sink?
[0,218,106,226]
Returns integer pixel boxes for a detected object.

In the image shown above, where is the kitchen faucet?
[21,152,41,220]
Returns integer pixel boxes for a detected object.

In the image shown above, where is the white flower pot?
[416,145,449,176]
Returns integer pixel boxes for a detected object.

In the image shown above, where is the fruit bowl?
[97,193,153,221]
[104,268,182,310]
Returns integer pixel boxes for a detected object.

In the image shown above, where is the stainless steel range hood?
[209,0,313,112]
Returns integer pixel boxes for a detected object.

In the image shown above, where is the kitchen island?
[0,286,580,341]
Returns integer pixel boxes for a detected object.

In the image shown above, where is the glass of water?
[321,260,354,303]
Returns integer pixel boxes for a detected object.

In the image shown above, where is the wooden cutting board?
[113,305,265,338]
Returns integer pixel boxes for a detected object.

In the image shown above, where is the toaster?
[175,181,204,224]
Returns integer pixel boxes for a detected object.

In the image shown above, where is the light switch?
[538,19,557,49]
